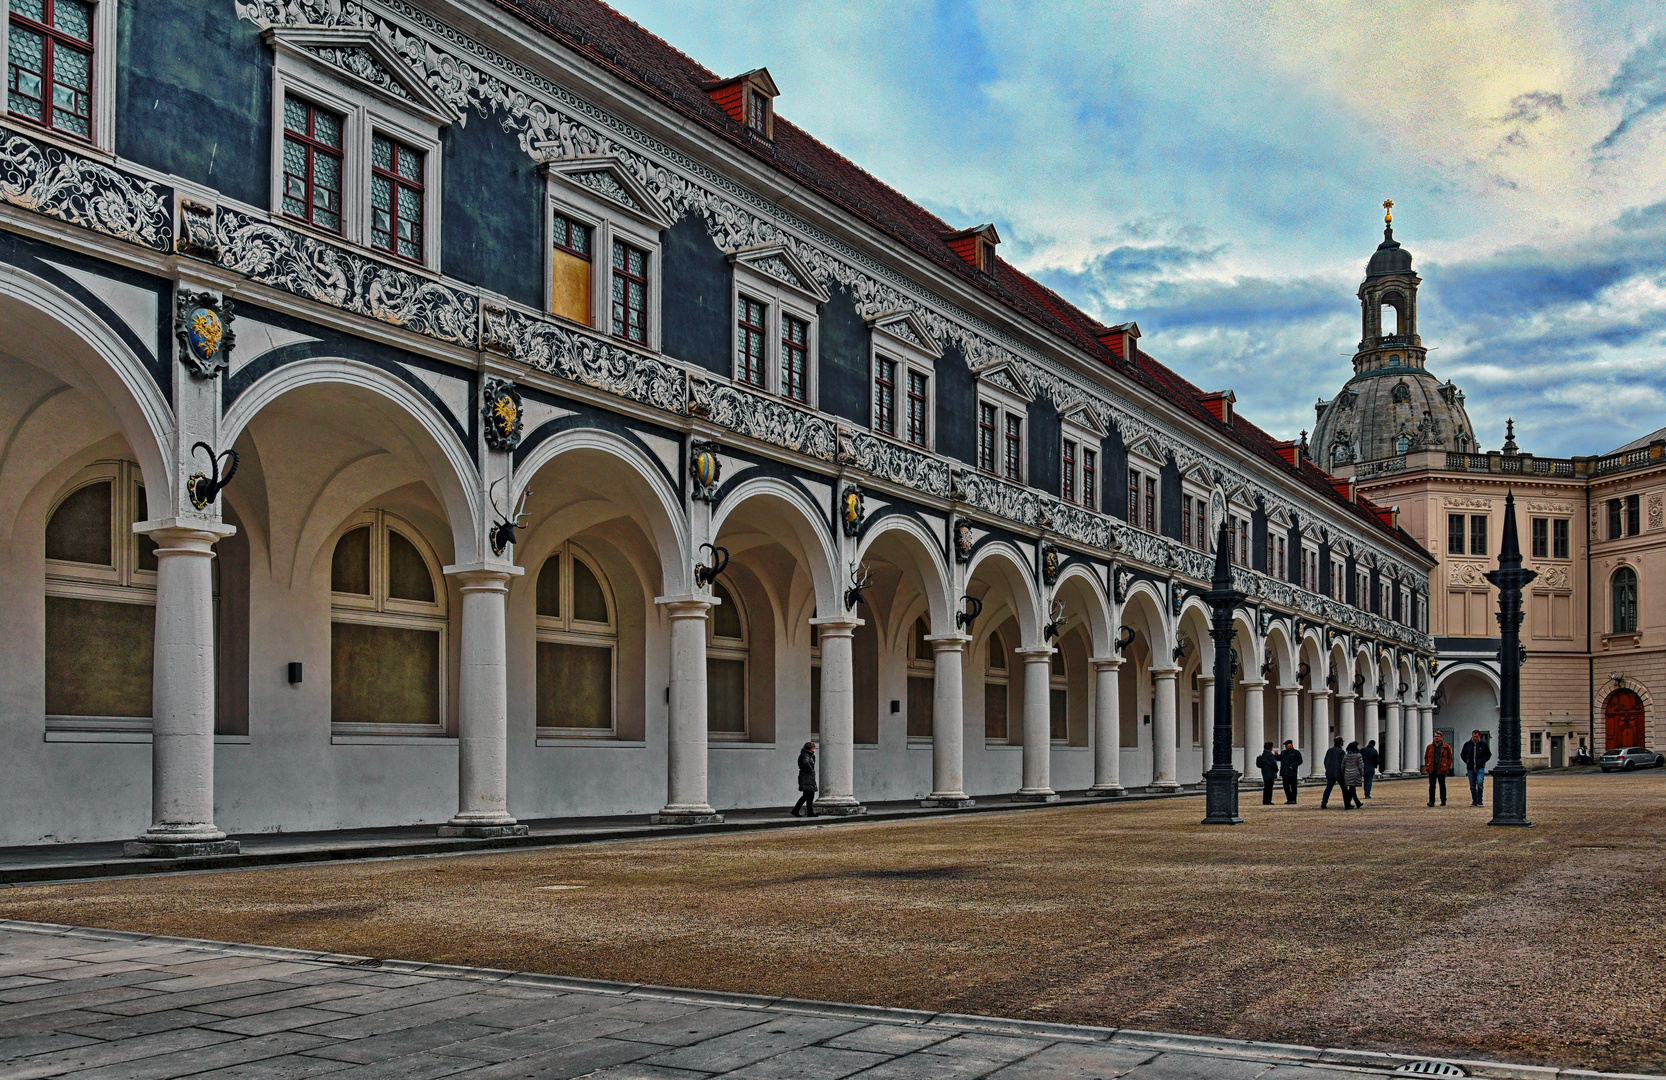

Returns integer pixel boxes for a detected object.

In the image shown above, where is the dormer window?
[706,68,778,139]
[943,224,1000,277]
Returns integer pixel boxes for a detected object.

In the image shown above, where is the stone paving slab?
[0,920,1654,1080]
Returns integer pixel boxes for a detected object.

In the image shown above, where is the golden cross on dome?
[1383,199,1394,223]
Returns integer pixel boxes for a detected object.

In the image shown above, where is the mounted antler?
[844,562,873,610]
[1261,656,1276,678]
[955,594,983,631]
[1115,626,1136,655]
[695,543,729,588]
[1172,631,1189,664]
[1043,598,1066,643]
[1297,661,1311,682]
[487,478,531,557]
[185,441,239,510]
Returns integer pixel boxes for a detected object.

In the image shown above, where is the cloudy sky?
[610,0,1666,457]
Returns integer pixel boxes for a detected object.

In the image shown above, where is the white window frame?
[266,28,455,272]
[0,0,118,152]
[329,509,448,737]
[728,244,826,406]
[868,311,940,450]
[1224,503,1252,568]
[541,156,671,351]
[1331,555,1346,601]
[1058,406,1105,509]
[534,541,618,738]
[979,383,1030,484]
[1126,445,1163,534]
[1301,538,1319,592]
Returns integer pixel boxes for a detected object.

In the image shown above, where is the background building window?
[1050,651,1068,743]
[8,0,93,138]
[550,211,593,324]
[1062,439,1076,504]
[611,239,648,343]
[1129,470,1142,528]
[1553,518,1569,559]
[737,295,767,387]
[1627,494,1641,536]
[370,132,423,261]
[1082,449,1096,511]
[330,511,445,732]
[535,543,616,734]
[1612,567,1638,633]
[1448,514,1465,555]
[1146,477,1158,533]
[782,313,809,403]
[1608,498,1623,540]
[1469,515,1488,556]
[1531,517,1548,559]
[282,96,343,232]
[708,582,748,738]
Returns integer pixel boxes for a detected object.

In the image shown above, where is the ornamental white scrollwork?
[845,432,951,497]
[959,472,1039,526]
[495,308,684,414]
[691,380,837,461]
[0,129,171,251]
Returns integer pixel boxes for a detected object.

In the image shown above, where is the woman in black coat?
[792,741,818,817]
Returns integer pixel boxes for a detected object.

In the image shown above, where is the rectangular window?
[611,239,648,344]
[736,296,767,386]
[1050,688,1068,742]
[1608,498,1623,540]
[1238,516,1248,567]
[977,401,996,472]
[1531,518,1548,559]
[1182,495,1193,547]
[7,0,93,139]
[781,313,809,403]
[748,88,766,133]
[1627,494,1641,536]
[281,96,343,232]
[1530,731,1542,755]
[1082,449,1096,511]
[1227,515,1238,566]
[370,133,423,261]
[875,358,897,436]
[1004,413,1023,481]
[535,642,612,730]
[1470,515,1488,556]
[1447,514,1465,555]
[905,369,928,447]
[984,682,1007,740]
[1553,518,1569,559]
[1062,439,1077,503]
[1145,477,1157,533]
[1128,470,1141,527]
[907,676,933,739]
[550,211,593,324]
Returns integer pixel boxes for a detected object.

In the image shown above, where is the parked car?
[1599,747,1666,771]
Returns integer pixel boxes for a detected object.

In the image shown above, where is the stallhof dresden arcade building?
[0,0,1436,853]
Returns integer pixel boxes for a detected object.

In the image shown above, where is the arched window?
[330,510,446,733]
[707,581,747,739]
[44,461,163,731]
[1050,648,1068,743]
[1612,567,1638,634]
[1396,434,1411,455]
[907,615,933,741]
[984,628,1008,741]
[535,542,616,734]
[1380,303,1398,334]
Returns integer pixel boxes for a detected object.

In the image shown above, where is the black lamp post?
[1202,520,1243,825]
[1484,490,1535,827]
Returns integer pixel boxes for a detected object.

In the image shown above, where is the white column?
[1014,647,1058,801]
[1405,704,1422,773]
[653,596,723,823]
[1385,699,1402,775]
[1279,685,1301,749]
[440,567,528,836]
[1336,693,1357,746]
[1197,674,1215,782]
[1308,690,1330,776]
[1242,679,1265,777]
[813,616,866,815]
[922,634,972,806]
[125,523,239,857]
[1089,657,1124,795]
[1151,666,1180,790]
[1419,706,1435,770]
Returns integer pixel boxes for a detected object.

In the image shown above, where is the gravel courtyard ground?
[2,772,1662,1075]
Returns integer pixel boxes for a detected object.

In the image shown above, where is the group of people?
[1254,729,1494,808]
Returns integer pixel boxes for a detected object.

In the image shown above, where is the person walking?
[1342,741,1365,809]
[1461,730,1492,807]
[1361,739,1380,799]
[1255,741,1279,805]
[1423,731,1453,806]
[791,741,818,817]
[1277,740,1303,804]
[1320,737,1346,809]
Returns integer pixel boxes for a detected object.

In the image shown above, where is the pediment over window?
[729,243,829,304]
[1057,398,1107,438]
[867,310,940,356]
[972,360,1034,402]
[539,156,674,229]
[264,28,459,125]
[1180,462,1214,488]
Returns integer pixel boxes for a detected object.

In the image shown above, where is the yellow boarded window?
[552,211,593,325]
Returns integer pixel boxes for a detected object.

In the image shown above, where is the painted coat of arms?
[482,377,523,452]
[175,290,235,378]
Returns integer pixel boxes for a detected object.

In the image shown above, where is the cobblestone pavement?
[4,922,1643,1080]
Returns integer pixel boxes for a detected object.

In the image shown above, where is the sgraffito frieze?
[0,127,172,252]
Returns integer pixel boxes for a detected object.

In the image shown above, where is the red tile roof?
[488,0,1429,563]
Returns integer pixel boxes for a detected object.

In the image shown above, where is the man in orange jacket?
[1423,731,1454,806]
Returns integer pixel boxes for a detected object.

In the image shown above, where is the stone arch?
[854,513,953,636]
[1264,619,1297,679]
[711,475,840,620]
[966,541,1042,646]
[1050,561,1112,656]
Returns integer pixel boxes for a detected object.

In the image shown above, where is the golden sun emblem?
[190,310,223,359]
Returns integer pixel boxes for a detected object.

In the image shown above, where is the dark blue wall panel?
[1027,400,1059,496]
[661,212,730,376]
[935,341,975,466]
[440,118,542,307]
[818,283,869,427]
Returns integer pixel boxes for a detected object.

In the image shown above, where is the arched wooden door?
[1604,689,1645,749]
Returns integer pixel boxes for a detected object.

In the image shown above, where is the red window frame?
[1227,516,1239,566]
[552,212,593,260]
[905,369,928,447]
[1062,439,1076,503]
[737,296,767,387]
[6,0,93,139]
[781,313,808,402]
[370,132,424,262]
[611,240,649,344]
[977,402,996,472]
[1128,470,1140,527]
[1082,449,1096,512]
[1182,495,1193,546]
[281,96,344,233]
[1004,413,1023,482]
[874,358,897,436]
[1144,476,1156,532]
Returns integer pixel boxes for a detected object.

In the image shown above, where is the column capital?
[810,615,863,636]
[1014,646,1055,663]
[1239,679,1266,690]
[1310,688,1332,700]
[133,518,236,546]
[926,633,971,653]
[1151,666,1180,681]
[657,593,715,617]
[444,562,525,590]
[1088,655,1124,670]
[1278,683,1302,696]
[1336,692,1357,703]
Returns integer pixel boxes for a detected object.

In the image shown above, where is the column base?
[436,824,530,838]
[919,795,976,808]
[1011,790,1059,803]
[814,802,868,817]
[1087,785,1127,797]
[651,810,725,825]
[1148,781,1181,792]
[123,838,241,858]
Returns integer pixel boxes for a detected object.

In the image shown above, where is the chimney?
[942,224,1000,275]
[1094,321,1141,367]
